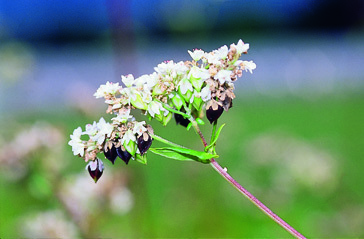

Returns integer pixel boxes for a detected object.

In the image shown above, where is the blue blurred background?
[1,0,364,238]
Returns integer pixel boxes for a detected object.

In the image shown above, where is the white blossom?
[178,78,193,95]
[133,121,147,136]
[86,118,113,145]
[188,66,210,81]
[214,70,232,84]
[112,110,133,124]
[214,45,229,59]
[147,101,164,117]
[121,74,135,87]
[242,60,256,74]
[188,49,205,61]
[204,52,221,65]
[200,86,212,102]
[121,130,136,145]
[94,81,121,98]
[235,39,249,54]
[68,127,85,156]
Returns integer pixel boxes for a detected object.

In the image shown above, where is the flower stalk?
[191,121,306,239]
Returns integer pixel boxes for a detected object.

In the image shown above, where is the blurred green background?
[1,0,364,238]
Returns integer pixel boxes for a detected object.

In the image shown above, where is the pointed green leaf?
[149,148,195,162]
[196,118,205,125]
[135,153,147,164]
[149,146,218,163]
[206,123,225,151]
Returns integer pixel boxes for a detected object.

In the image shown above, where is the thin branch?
[191,121,306,239]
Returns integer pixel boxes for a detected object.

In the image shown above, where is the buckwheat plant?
[69,40,305,238]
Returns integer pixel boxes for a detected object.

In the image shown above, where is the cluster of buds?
[69,39,255,182]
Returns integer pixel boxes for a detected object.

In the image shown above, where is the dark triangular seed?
[87,159,104,183]
[206,104,224,124]
[104,143,118,164]
[137,133,153,155]
[116,146,132,165]
[174,113,190,127]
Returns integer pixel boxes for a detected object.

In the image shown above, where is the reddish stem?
[193,122,306,238]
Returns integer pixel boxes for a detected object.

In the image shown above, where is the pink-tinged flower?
[86,158,104,183]
[214,70,232,84]
[188,49,205,61]
[94,81,121,98]
[242,60,256,74]
[68,127,85,157]
[121,74,135,87]
[235,39,249,54]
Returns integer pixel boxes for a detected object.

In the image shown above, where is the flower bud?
[116,145,132,165]
[206,100,224,124]
[86,158,104,183]
[174,113,190,127]
[104,141,118,164]
[137,132,153,155]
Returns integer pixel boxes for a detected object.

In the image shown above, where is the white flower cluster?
[69,39,255,182]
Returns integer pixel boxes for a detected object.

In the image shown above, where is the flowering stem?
[161,103,190,118]
[191,121,306,238]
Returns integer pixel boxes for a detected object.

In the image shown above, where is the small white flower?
[94,81,121,98]
[86,118,113,145]
[68,127,85,156]
[214,70,232,84]
[200,86,212,102]
[84,122,98,136]
[205,52,221,65]
[242,60,256,74]
[235,39,249,54]
[140,85,153,104]
[147,101,163,117]
[174,61,189,75]
[188,49,205,61]
[133,121,147,136]
[121,130,136,145]
[112,110,133,124]
[188,66,210,81]
[214,45,229,59]
[121,74,135,87]
[178,78,193,95]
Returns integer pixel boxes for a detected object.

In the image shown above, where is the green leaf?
[196,118,205,125]
[205,123,225,151]
[149,146,218,163]
[135,153,147,164]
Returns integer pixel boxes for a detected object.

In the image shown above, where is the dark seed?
[87,158,104,183]
[104,143,118,164]
[174,113,190,127]
[206,104,224,124]
[137,133,153,155]
[116,145,132,165]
